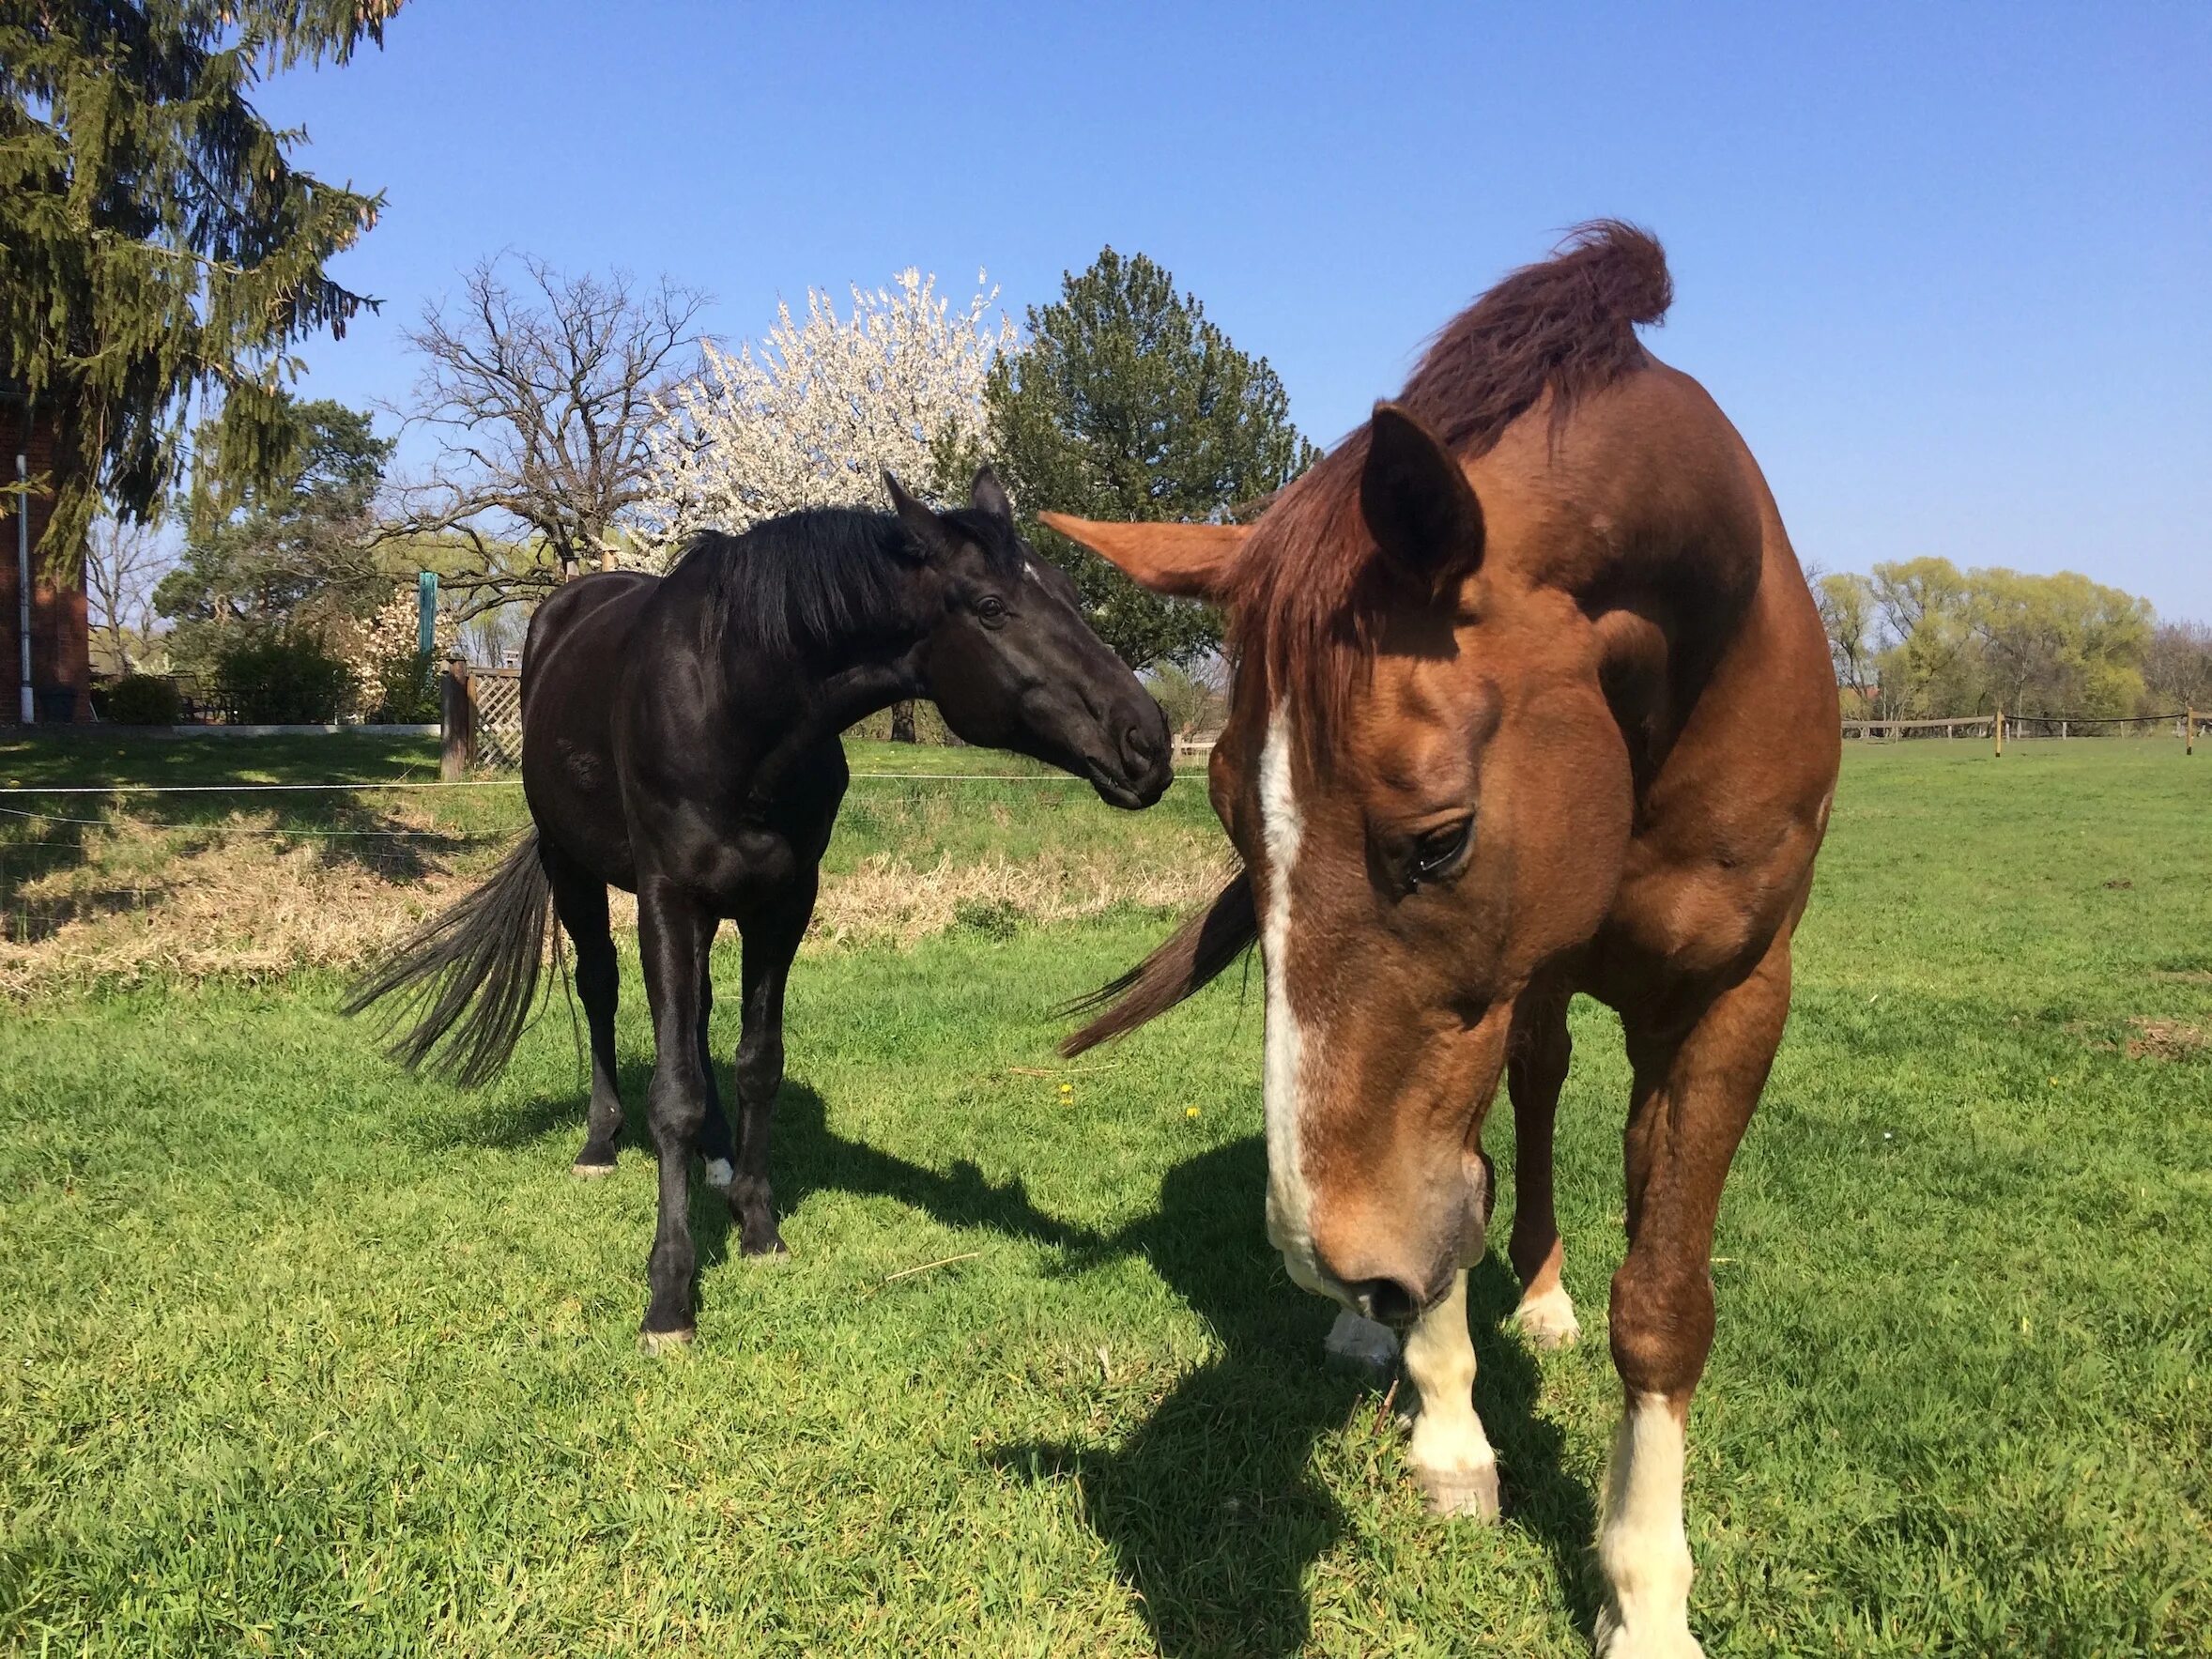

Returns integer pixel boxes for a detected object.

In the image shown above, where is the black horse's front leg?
[692,914,739,1191]
[637,879,712,1344]
[727,874,815,1258]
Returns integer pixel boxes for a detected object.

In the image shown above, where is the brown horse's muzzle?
[1301,1145,1493,1327]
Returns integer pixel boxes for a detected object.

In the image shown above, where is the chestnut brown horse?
[1050,223,1839,1657]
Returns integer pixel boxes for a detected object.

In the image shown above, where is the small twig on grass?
[866,1252,981,1297]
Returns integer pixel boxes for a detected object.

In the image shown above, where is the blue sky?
[259,2,2211,619]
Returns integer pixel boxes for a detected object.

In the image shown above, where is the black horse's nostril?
[1123,722,1165,768]
[1350,1277,1422,1329]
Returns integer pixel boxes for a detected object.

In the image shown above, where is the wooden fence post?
[1993,707,2004,758]
[440,658,475,780]
[2188,707,2196,756]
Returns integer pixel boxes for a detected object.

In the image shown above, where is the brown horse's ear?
[1037,513,1250,600]
[883,469,948,561]
[1360,404,1484,594]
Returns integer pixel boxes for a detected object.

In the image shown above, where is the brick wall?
[1,396,91,723]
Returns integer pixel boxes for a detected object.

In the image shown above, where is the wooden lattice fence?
[439,664,523,777]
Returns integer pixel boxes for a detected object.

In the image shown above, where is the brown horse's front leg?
[1507,989,1578,1347]
[1399,1269,1501,1520]
[1597,929,1792,1659]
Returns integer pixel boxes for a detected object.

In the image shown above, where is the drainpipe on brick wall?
[15,450,31,725]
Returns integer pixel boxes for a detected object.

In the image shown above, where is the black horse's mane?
[668,504,1021,659]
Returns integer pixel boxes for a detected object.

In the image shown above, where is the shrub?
[214,632,356,724]
[102,674,184,726]
[369,647,439,723]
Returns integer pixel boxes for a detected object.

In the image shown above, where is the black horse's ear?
[1359,404,1484,595]
[971,466,1014,523]
[883,470,948,561]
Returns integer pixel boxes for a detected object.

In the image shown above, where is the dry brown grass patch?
[2122,1017,2208,1062]
[0,818,1221,998]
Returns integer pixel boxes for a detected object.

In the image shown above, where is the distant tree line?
[84,239,1314,732]
[1814,560,2210,721]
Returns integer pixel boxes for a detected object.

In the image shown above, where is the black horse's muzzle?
[1089,703,1173,808]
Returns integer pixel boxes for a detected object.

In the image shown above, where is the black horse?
[349,469,1172,1344]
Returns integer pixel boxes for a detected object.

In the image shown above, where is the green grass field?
[1,738,2206,1655]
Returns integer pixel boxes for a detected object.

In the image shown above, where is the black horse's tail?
[344,830,557,1086]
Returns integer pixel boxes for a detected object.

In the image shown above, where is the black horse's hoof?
[639,1326,696,1354]
[741,1234,791,1263]
[571,1157,618,1179]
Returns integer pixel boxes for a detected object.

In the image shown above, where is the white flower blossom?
[632,269,1014,565]
[332,589,458,719]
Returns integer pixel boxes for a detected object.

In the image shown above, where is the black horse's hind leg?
[692,914,739,1190]
[727,873,815,1258]
[548,853,625,1176]
[637,879,714,1342]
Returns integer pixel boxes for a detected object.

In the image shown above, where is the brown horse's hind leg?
[1507,989,1578,1347]
[1596,929,1792,1659]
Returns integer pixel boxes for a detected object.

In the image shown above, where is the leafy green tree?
[1870,557,1982,715]
[1967,567,2149,718]
[154,397,392,670]
[981,249,1318,668]
[0,1,398,572]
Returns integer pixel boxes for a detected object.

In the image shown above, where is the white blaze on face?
[1258,705,1329,1298]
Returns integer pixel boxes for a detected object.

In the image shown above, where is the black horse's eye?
[1408,819,1473,887]
[976,595,1006,624]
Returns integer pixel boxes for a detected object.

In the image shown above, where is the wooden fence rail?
[1842,715,1997,741]
[436,671,2194,776]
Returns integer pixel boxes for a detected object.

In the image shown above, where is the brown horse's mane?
[1233,220,1672,730]
[1064,223,1673,1056]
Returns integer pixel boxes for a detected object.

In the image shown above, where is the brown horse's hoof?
[571,1159,618,1179]
[1415,1459,1502,1522]
[1511,1284,1582,1350]
[639,1327,696,1354]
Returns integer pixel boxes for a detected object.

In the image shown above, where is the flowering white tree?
[635,269,1014,557]
[332,587,458,721]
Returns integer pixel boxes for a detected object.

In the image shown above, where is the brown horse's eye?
[977,595,1006,625]
[1408,819,1473,887]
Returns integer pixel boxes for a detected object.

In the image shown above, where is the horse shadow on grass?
[424,1057,1099,1287]
[996,1134,1601,1656]
[428,1070,1598,1653]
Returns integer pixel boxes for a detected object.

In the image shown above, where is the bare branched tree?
[2143,619,2212,712]
[384,254,711,610]
[84,514,174,672]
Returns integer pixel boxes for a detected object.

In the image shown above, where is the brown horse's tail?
[1060,875,1257,1056]
[344,831,557,1086]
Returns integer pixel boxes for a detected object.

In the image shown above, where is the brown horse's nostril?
[1349,1277,1423,1329]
